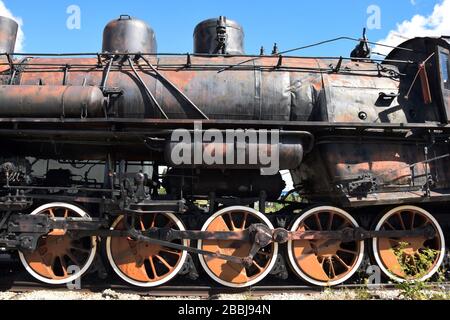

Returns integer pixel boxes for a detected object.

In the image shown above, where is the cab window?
[440,50,449,89]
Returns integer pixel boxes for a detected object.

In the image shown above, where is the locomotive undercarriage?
[1,194,448,288]
[0,120,448,288]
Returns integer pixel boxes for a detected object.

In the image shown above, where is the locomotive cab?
[438,42,450,120]
[385,37,450,124]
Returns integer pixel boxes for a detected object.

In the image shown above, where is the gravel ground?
[0,289,202,300]
[0,288,448,300]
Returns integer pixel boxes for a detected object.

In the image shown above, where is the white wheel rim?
[18,202,97,285]
[106,213,188,287]
[287,206,365,287]
[372,205,445,283]
[197,206,278,288]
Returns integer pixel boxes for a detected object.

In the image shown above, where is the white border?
[372,205,446,283]
[287,206,365,287]
[197,206,279,288]
[18,202,97,285]
[106,213,188,287]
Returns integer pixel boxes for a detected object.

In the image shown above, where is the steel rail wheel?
[197,206,278,288]
[372,206,445,282]
[287,206,365,287]
[18,203,97,285]
[106,213,188,287]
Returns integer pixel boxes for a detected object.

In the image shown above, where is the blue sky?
[3,0,447,56]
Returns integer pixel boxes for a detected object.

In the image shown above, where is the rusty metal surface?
[108,214,185,285]
[289,207,363,285]
[374,206,444,281]
[193,16,244,55]
[0,16,17,53]
[1,16,450,291]
[0,16,17,73]
[6,55,398,123]
[386,37,449,124]
[0,20,448,208]
[0,85,105,117]
[164,138,304,170]
[199,207,275,286]
[102,15,157,54]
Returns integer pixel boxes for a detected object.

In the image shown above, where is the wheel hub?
[311,240,342,257]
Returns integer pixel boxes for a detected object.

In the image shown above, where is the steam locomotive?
[0,14,448,288]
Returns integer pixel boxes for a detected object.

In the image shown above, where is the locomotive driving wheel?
[106,213,188,287]
[372,206,445,282]
[287,206,365,286]
[197,206,278,288]
[18,203,97,285]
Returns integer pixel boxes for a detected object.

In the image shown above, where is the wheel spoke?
[288,206,363,286]
[155,255,174,271]
[334,254,350,270]
[328,257,336,279]
[140,216,146,231]
[337,248,358,255]
[373,206,445,282]
[227,213,237,230]
[149,257,158,279]
[314,213,323,231]
[150,213,158,228]
[397,213,406,230]
[199,207,275,288]
[383,221,396,230]
[107,213,187,287]
[59,256,69,277]
[71,245,92,255]
[338,220,350,230]
[252,260,264,272]
[418,220,431,228]
[161,248,182,256]
[327,213,334,231]
[19,203,96,285]
[66,252,82,267]
[302,222,311,231]
[241,212,248,229]
[410,212,416,229]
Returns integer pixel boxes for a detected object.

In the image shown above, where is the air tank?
[0,16,18,54]
[0,85,105,118]
[102,15,157,54]
[193,16,244,55]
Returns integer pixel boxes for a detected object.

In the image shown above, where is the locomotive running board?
[1,118,450,132]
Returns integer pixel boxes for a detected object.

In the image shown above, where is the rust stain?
[161,70,197,90]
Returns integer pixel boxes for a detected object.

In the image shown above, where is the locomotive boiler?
[0,14,448,288]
